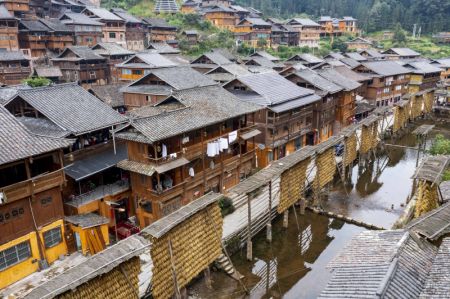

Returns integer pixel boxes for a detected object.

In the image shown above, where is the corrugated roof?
[5,83,127,136]
[317,68,361,91]
[0,105,72,166]
[118,85,260,144]
[291,69,343,95]
[227,72,315,106]
[269,93,321,113]
[82,7,123,21]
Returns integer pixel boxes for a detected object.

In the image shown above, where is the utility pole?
[418,26,422,39]
[412,24,417,39]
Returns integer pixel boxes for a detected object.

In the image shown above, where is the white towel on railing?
[207,142,218,157]
[189,167,195,177]
[228,130,238,144]
[219,138,229,152]
[162,144,167,158]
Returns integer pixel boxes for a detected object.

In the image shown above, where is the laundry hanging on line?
[228,130,238,144]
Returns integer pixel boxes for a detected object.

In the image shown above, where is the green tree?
[429,134,450,156]
[393,22,407,44]
[23,77,51,88]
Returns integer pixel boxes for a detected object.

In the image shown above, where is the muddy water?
[189,120,450,299]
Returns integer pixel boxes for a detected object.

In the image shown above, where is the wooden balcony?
[0,67,31,74]
[0,169,65,204]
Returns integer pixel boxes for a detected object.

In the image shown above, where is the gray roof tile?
[82,7,123,21]
[92,42,134,56]
[291,69,343,94]
[110,8,142,23]
[0,105,72,165]
[5,83,127,136]
[60,12,104,26]
[362,61,412,76]
[316,68,362,91]
[147,42,180,54]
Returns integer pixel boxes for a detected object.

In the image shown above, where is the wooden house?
[285,69,343,142]
[82,7,126,48]
[147,41,181,54]
[244,56,284,72]
[359,49,385,61]
[223,72,321,168]
[432,32,450,44]
[116,85,261,225]
[318,16,334,36]
[0,5,19,51]
[39,18,74,54]
[3,83,130,236]
[431,58,450,81]
[270,23,299,47]
[60,12,103,46]
[382,48,421,60]
[51,46,108,85]
[338,17,358,35]
[345,37,372,50]
[1,0,29,18]
[181,0,200,13]
[182,29,198,45]
[33,66,63,82]
[190,51,232,73]
[247,51,280,63]
[353,61,411,106]
[202,5,237,31]
[317,68,362,129]
[143,18,177,43]
[116,51,177,81]
[230,4,250,21]
[88,82,127,112]
[0,50,31,85]
[18,20,49,58]
[92,42,134,83]
[234,17,271,48]
[403,61,442,92]
[121,65,217,110]
[111,8,146,51]
[286,18,321,48]
[0,105,72,289]
[200,0,233,7]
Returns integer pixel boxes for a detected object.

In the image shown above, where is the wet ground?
[189,119,450,299]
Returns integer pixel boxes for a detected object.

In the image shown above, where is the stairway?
[215,253,243,280]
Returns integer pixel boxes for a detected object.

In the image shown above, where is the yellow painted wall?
[0,232,40,289]
[39,220,68,264]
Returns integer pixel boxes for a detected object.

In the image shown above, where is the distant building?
[0,5,19,51]
[382,47,421,60]
[339,16,358,35]
[143,18,177,43]
[60,12,104,47]
[432,32,450,44]
[202,5,237,31]
[154,0,179,14]
[286,18,321,48]
[345,37,372,50]
[92,42,134,83]
[0,50,31,85]
[111,8,146,51]
[234,17,271,48]
[82,7,126,48]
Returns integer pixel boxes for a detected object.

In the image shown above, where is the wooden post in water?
[266,181,272,242]
[246,194,252,260]
[204,267,212,289]
[283,210,289,228]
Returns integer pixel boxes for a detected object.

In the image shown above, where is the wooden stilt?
[246,194,252,261]
[282,210,289,228]
[204,267,212,289]
[266,181,272,242]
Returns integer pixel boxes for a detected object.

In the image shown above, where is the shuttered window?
[43,227,62,248]
[0,241,31,271]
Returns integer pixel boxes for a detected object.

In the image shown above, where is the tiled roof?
[320,230,438,299]
[117,85,260,144]
[39,18,72,32]
[147,42,180,54]
[211,48,236,61]
[317,68,361,91]
[420,238,450,298]
[226,72,315,106]
[34,66,63,78]
[291,69,343,95]
[288,18,320,27]
[60,12,104,26]
[143,17,176,29]
[238,17,271,26]
[333,65,371,82]
[92,42,134,56]
[287,53,323,64]
[82,7,123,21]
[362,61,412,76]
[340,57,361,68]
[128,65,217,91]
[154,0,179,13]
[325,52,345,60]
[88,83,126,108]
[0,50,28,61]
[384,47,421,57]
[17,116,69,138]
[206,63,250,77]
[245,56,278,68]
[360,49,384,58]
[120,52,177,68]
[191,52,233,65]
[56,46,106,60]
[110,8,142,23]
[0,105,72,165]
[407,201,450,241]
[344,52,367,61]
[249,50,279,61]
[20,20,50,32]
[5,83,127,136]
[404,61,443,74]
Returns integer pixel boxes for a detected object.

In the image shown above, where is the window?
[41,197,52,206]
[89,71,96,79]
[0,241,31,271]
[109,32,116,39]
[44,227,62,248]
[395,85,402,91]
[132,70,142,75]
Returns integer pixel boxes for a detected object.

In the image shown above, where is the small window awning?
[65,143,127,181]
[154,157,190,174]
[240,129,261,140]
[117,159,155,176]
[65,213,110,229]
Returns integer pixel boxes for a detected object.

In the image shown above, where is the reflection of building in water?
[356,159,383,197]
[299,224,312,254]
[250,258,278,298]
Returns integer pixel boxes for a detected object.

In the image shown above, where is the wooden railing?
[0,169,65,204]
